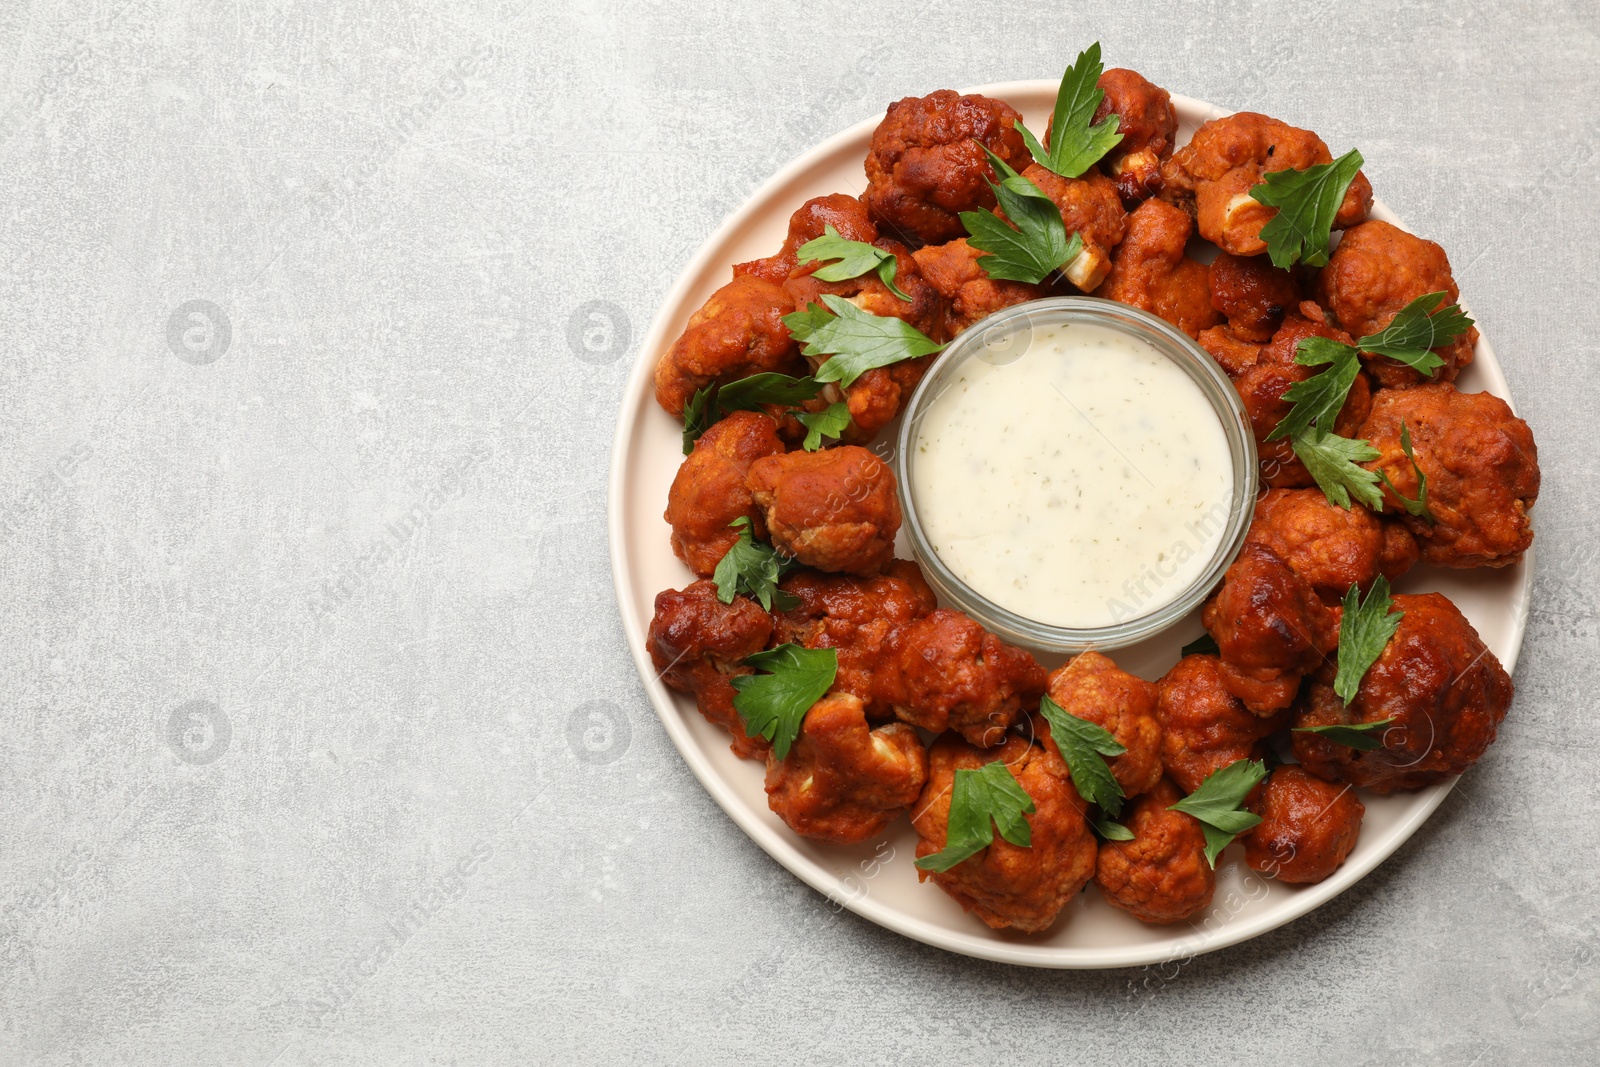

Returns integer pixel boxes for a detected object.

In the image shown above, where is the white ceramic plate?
[607,83,1531,968]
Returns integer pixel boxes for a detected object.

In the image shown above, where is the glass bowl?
[894,296,1258,653]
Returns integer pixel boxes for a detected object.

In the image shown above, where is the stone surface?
[1,1,1596,1064]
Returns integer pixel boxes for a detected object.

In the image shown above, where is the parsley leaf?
[1181,633,1219,657]
[1167,759,1268,867]
[1376,421,1433,521]
[730,644,838,760]
[796,225,911,301]
[1293,717,1397,751]
[681,372,822,454]
[1292,428,1384,511]
[1014,43,1122,179]
[959,147,1085,284]
[1268,338,1364,442]
[782,294,945,389]
[1333,576,1404,704]
[1037,694,1127,817]
[1357,292,1473,373]
[1249,148,1364,269]
[712,517,799,612]
[914,761,1036,873]
[1091,814,1135,842]
[794,401,851,451]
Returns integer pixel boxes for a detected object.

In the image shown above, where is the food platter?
[607,81,1530,968]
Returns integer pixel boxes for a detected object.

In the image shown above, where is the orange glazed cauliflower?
[1360,383,1539,569]
[734,193,878,285]
[1160,112,1372,257]
[911,237,1049,336]
[664,410,786,576]
[876,608,1048,748]
[1016,164,1127,291]
[647,580,773,761]
[1245,487,1419,603]
[1208,251,1302,343]
[1315,220,1478,388]
[654,275,801,417]
[1089,67,1178,206]
[1243,766,1363,884]
[1292,593,1513,793]
[1040,652,1162,799]
[764,693,928,844]
[1155,654,1284,794]
[1094,196,1221,339]
[745,445,901,575]
[912,733,1098,933]
[1095,778,1216,924]
[864,90,1030,246]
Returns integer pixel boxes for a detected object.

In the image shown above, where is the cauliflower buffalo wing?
[734,193,878,285]
[1292,593,1513,792]
[1201,542,1339,715]
[1160,112,1372,257]
[1094,777,1216,924]
[1094,197,1220,338]
[912,733,1097,933]
[1316,220,1478,387]
[664,410,786,576]
[1089,67,1178,206]
[1040,652,1163,800]
[1244,766,1363,884]
[647,580,774,760]
[1246,487,1418,603]
[745,445,901,575]
[1155,654,1285,794]
[1016,164,1126,291]
[911,237,1049,336]
[764,693,928,844]
[876,608,1048,747]
[1361,383,1539,569]
[772,559,937,717]
[654,275,801,417]
[864,90,1030,246]
[1208,251,1302,343]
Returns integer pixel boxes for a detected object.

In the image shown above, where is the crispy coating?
[1095,778,1216,924]
[664,410,786,576]
[765,693,928,844]
[912,238,1047,336]
[647,580,774,760]
[1244,766,1363,884]
[772,559,937,717]
[1094,197,1221,338]
[1155,654,1284,793]
[1159,112,1372,257]
[1292,593,1513,793]
[746,446,901,575]
[1315,220,1478,387]
[1041,652,1162,799]
[1209,251,1301,342]
[876,608,1048,748]
[654,276,803,417]
[864,90,1030,246]
[1201,542,1339,714]
[1232,304,1373,488]
[912,733,1097,933]
[1246,487,1419,602]
[1017,164,1127,291]
[1090,68,1178,205]
[734,193,878,285]
[1361,383,1539,569]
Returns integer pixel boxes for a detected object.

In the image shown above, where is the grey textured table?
[2,1,1596,1063]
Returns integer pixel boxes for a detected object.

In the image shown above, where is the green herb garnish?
[959,147,1085,285]
[682,372,822,454]
[1332,576,1404,704]
[795,225,911,301]
[712,517,799,611]
[1037,694,1127,817]
[1248,148,1364,268]
[730,644,838,760]
[1014,43,1122,179]
[1292,428,1384,511]
[1293,717,1397,751]
[794,401,851,451]
[1091,814,1135,841]
[914,761,1036,873]
[1375,421,1433,521]
[782,294,944,389]
[1358,292,1474,374]
[1168,759,1269,867]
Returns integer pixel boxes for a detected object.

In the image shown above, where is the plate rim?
[606,82,1532,969]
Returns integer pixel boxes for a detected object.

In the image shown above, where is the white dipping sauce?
[911,322,1234,629]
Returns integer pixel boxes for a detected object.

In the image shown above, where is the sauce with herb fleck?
[911,321,1233,628]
